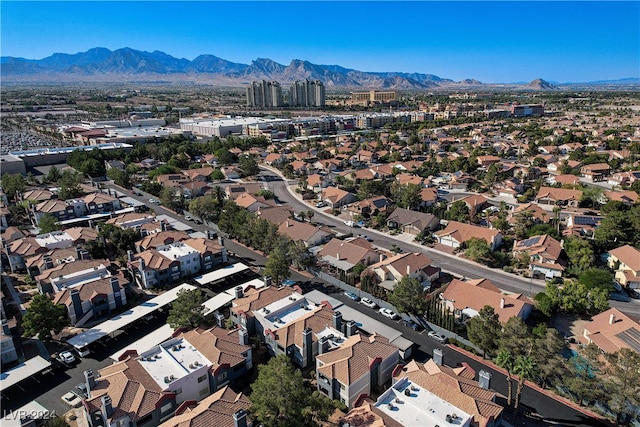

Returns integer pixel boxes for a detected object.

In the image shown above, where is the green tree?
[531,327,566,389]
[562,343,604,406]
[188,195,222,222]
[38,214,60,233]
[57,170,83,200]
[46,165,61,183]
[287,240,315,271]
[484,163,499,187]
[78,158,105,177]
[107,168,131,188]
[466,305,501,358]
[495,350,515,406]
[21,294,70,341]
[388,276,429,315]
[250,355,333,427]
[239,155,259,177]
[578,268,613,291]
[167,289,207,330]
[464,238,493,265]
[446,200,470,222]
[264,244,290,285]
[210,168,225,180]
[604,348,640,425]
[498,317,532,356]
[513,210,535,240]
[563,236,594,273]
[398,183,422,210]
[513,355,537,409]
[214,148,236,166]
[0,173,26,201]
[594,210,637,250]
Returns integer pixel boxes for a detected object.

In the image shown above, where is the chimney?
[302,327,313,368]
[407,264,411,275]
[345,320,357,337]
[214,311,225,327]
[234,286,244,299]
[433,348,444,366]
[101,395,113,418]
[238,328,249,345]
[127,250,134,262]
[610,313,616,324]
[75,246,82,260]
[500,298,505,309]
[233,410,248,427]
[332,311,342,331]
[80,249,89,260]
[70,289,83,322]
[263,276,272,287]
[318,336,329,355]
[336,252,340,260]
[43,256,54,270]
[218,235,224,246]
[138,258,145,270]
[478,370,492,389]
[85,369,96,392]
[110,277,119,293]
[2,319,10,335]
[161,221,168,232]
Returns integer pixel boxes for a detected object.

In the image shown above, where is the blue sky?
[2,1,639,83]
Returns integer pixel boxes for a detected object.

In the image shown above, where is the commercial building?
[350,90,397,106]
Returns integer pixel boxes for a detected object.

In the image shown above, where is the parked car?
[378,308,399,320]
[62,391,82,408]
[282,279,297,287]
[356,234,373,242]
[344,220,357,227]
[58,351,76,364]
[315,201,327,208]
[184,213,193,221]
[76,383,88,398]
[359,297,377,309]
[428,331,448,343]
[402,319,423,331]
[625,288,640,299]
[149,198,160,205]
[344,291,359,301]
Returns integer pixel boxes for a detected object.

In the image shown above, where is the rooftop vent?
[404,388,411,396]
[410,385,418,391]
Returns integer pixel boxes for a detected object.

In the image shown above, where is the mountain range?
[1,47,637,89]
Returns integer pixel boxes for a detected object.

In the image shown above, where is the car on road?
[149,198,160,205]
[356,234,373,242]
[428,331,448,343]
[344,220,358,227]
[58,351,76,364]
[378,308,399,320]
[184,213,193,221]
[360,297,377,309]
[402,319,424,331]
[344,292,359,301]
[62,391,82,408]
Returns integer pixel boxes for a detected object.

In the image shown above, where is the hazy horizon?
[2,1,639,84]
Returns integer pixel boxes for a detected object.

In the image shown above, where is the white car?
[378,308,399,320]
[59,351,76,364]
[344,220,357,227]
[360,297,377,309]
[428,331,448,343]
[62,391,82,408]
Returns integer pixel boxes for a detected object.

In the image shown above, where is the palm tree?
[495,350,515,406]
[513,355,537,409]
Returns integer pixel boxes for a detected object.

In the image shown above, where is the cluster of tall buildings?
[246,79,325,108]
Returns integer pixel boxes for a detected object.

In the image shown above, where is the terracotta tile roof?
[36,259,111,283]
[604,190,639,204]
[395,360,503,427]
[138,230,190,250]
[52,272,128,305]
[35,199,69,213]
[278,220,328,243]
[318,238,378,267]
[232,286,295,317]
[25,246,82,270]
[307,174,326,187]
[513,234,563,263]
[322,187,353,205]
[183,238,224,255]
[179,327,250,369]
[535,187,583,202]
[234,192,275,209]
[583,308,640,353]
[64,226,98,243]
[434,221,501,247]
[508,203,550,224]
[268,304,336,350]
[87,357,168,423]
[442,279,531,323]
[608,245,640,272]
[83,192,118,205]
[22,189,54,202]
[552,174,581,185]
[132,249,177,271]
[158,386,251,427]
[256,206,294,225]
[183,167,213,180]
[6,237,43,257]
[317,334,398,386]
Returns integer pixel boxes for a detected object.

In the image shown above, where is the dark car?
[625,288,640,299]
[402,319,423,331]
[76,382,88,398]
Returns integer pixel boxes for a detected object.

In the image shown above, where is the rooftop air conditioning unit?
[154,354,160,359]
[189,364,195,369]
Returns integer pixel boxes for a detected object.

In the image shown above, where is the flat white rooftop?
[202,292,235,315]
[56,207,136,226]
[2,399,50,427]
[0,356,51,390]
[110,323,174,361]
[375,377,471,427]
[140,337,212,388]
[223,278,266,296]
[255,293,319,330]
[34,231,72,248]
[194,262,249,286]
[157,242,198,259]
[67,284,197,349]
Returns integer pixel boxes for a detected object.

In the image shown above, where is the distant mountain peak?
[526,78,557,90]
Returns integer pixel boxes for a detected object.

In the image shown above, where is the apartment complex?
[289,80,325,107]
[246,80,283,108]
